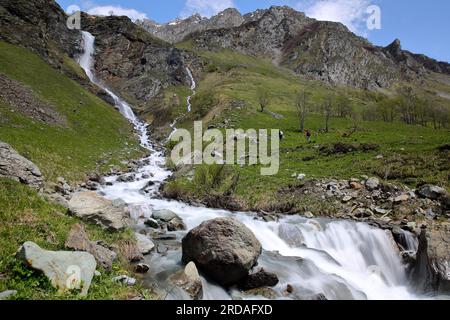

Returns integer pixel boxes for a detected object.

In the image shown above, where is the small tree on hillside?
[296,90,311,132]
[335,95,353,118]
[257,89,269,112]
[320,94,334,133]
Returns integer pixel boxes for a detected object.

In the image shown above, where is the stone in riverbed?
[152,209,178,222]
[239,268,279,290]
[65,224,116,270]
[16,241,96,296]
[68,192,131,232]
[167,217,186,231]
[135,233,155,255]
[170,262,203,300]
[135,263,150,273]
[182,217,262,287]
[144,218,159,228]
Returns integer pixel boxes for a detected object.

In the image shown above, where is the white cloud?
[181,0,236,18]
[87,5,148,21]
[295,0,373,35]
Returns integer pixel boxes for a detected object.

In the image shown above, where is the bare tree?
[296,90,310,132]
[320,94,334,133]
[257,89,269,112]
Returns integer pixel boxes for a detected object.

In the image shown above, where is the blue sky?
[57,0,450,63]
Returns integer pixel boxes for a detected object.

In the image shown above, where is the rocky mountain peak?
[137,8,244,44]
[385,38,402,57]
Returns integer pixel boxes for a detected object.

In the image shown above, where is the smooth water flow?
[77,31,420,300]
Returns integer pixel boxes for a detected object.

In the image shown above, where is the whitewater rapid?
[77,31,421,300]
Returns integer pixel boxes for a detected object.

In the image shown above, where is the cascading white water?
[77,31,422,300]
[185,67,196,113]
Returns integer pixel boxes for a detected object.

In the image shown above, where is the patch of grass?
[0,178,153,300]
[162,48,450,208]
[0,41,143,182]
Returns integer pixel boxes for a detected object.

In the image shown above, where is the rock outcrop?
[68,192,132,231]
[182,217,262,287]
[16,241,96,296]
[0,141,43,188]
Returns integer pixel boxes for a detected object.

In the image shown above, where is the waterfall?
[185,67,196,113]
[77,30,423,300]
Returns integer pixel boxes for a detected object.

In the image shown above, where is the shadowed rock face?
[182,217,262,287]
[0,141,43,188]
[0,0,81,69]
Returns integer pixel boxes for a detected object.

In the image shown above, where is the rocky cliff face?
[147,5,449,89]
[137,8,244,44]
[0,0,81,72]
[81,14,200,114]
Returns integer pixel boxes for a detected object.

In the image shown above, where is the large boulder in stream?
[182,217,262,287]
[68,192,131,231]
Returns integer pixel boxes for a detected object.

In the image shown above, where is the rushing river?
[78,31,423,300]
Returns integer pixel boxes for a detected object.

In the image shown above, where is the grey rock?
[0,290,17,300]
[117,174,136,183]
[16,241,96,296]
[152,209,178,222]
[113,275,136,286]
[278,224,304,247]
[182,217,262,287]
[135,263,150,273]
[144,218,159,228]
[135,233,155,255]
[365,177,380,191]
[239,268,279,290]
[417,185,448,200]
[68,192,131,231]
[170,261,203,300]
[167,217,186,231]
[0,141,43,188]
[65,224,117,270]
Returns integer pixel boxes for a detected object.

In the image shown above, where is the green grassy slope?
[164,47,450,209]
[0,179,153,300]
[0,42,150,299]
[0,41,143,182]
